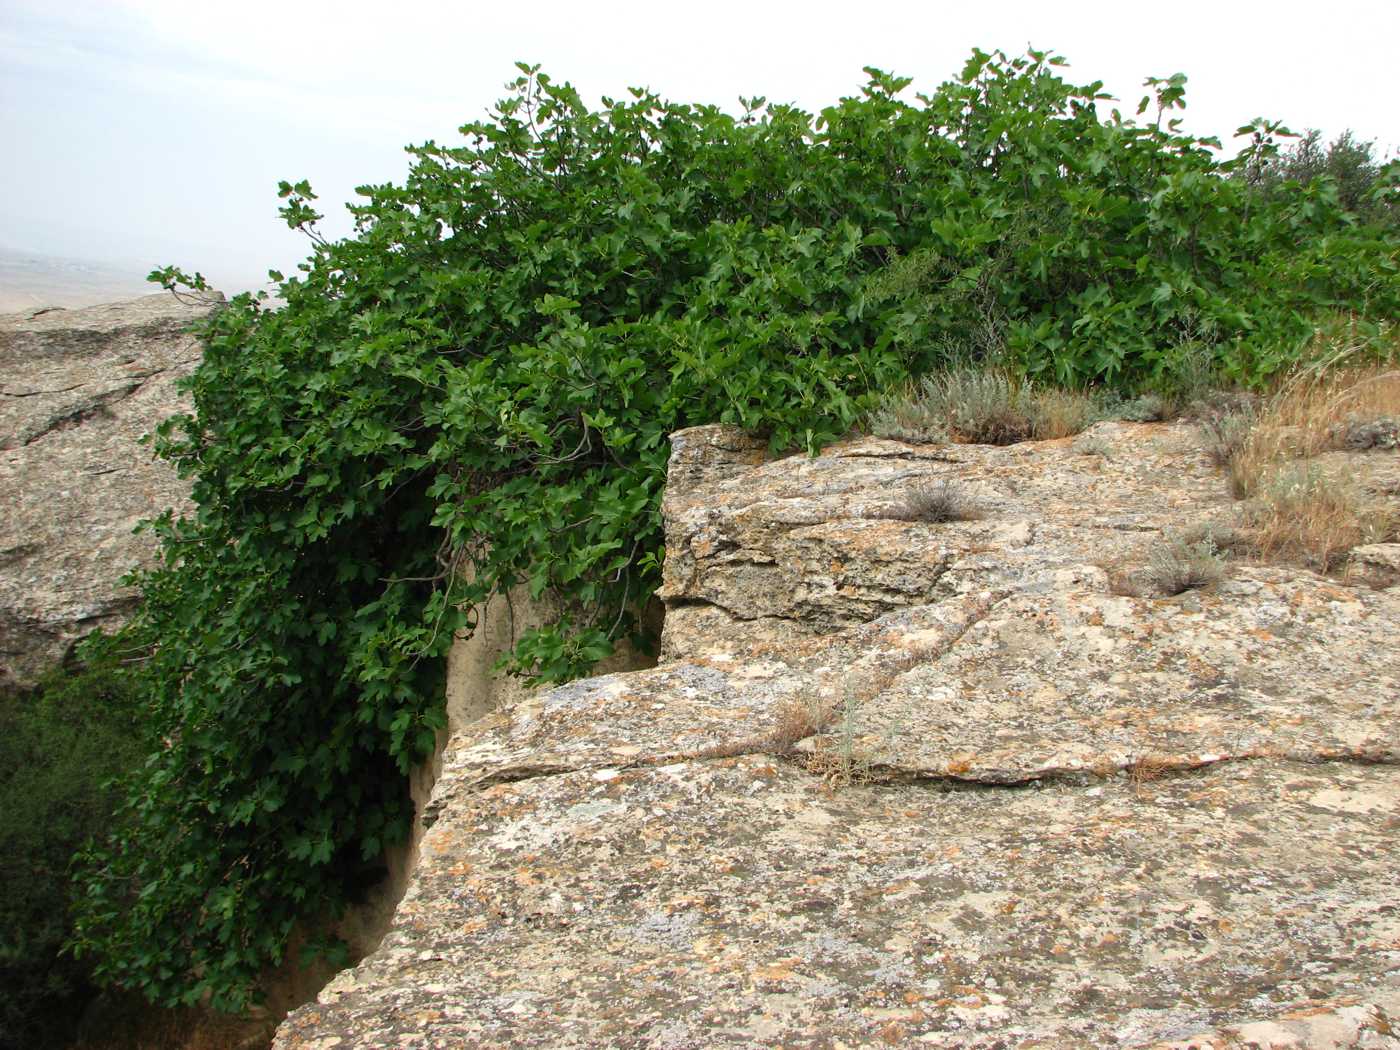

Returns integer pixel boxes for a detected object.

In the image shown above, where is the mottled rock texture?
[276,422,1400,1049]
[0,292,217,687]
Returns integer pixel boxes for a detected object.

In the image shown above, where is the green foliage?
[70,50,1400,1010]
[1248,128,1399,230]
[1,637,145,1050]
[864,57,1400,387]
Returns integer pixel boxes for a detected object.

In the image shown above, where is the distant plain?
[0,248,159,312]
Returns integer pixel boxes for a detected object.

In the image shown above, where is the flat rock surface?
[276,422,1400,1049]
[0,292,216,686]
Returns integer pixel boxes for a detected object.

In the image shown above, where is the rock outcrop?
[0,293,217,687]
[275,421,1400,1049]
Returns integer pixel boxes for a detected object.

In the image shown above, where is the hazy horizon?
[4,0,1398,309]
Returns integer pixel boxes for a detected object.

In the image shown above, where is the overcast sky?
[2,0,1397,295]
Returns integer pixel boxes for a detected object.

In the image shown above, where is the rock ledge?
[275,422,1400,1049]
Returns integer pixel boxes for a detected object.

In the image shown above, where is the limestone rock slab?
[278,756,1400,1048]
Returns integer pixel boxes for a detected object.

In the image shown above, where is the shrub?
[1027,387,1098,439]
[1,638,144,1050]
[931,369,1035,444]
[1249,128,1399,230]
[864,381,950,444]
[866,367,1100,445]
[1177,520,1248,554]
[1113,393,1168,422]
[1072,434,1113,458]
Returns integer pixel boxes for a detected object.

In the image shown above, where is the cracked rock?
[0,292,219,686]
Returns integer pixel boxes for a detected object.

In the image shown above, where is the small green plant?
[1072,434,1113,458]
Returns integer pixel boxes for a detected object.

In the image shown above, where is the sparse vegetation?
[801,688,874,788]
[863,380,951,444]
[1112,393,1169,423]
[1177,520,1248,554]
[1072,434,1113,458]
[1199,406,1260,497]
[1189,324,1400,572]
[866,367,1101,445]
[1028,387,1099,440]
[1243,465,1393,572]
[693,694,836,762]
[1128,752,1176,794]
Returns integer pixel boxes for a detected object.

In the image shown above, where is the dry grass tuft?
[1198,406,1259,497]
[770,696,836,754]
[1029,387,1099,440]
[1213,352,1400,500]
[1144,532,1228,595]
[866,367,1100,446]
[1195,327,1400,572]
[876,478,984,523]
[694,695,836,761]
[802,738,876,788]
[1128,752,1176,793]
[1243,465,1393,572]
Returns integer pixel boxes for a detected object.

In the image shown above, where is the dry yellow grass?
[691,694,836,761]
[1202,327,1399,572]
[1029,387,1098,440]
[1244,466,1391,572]
[1127,752,1181,798]
[1236,367,1400,475]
